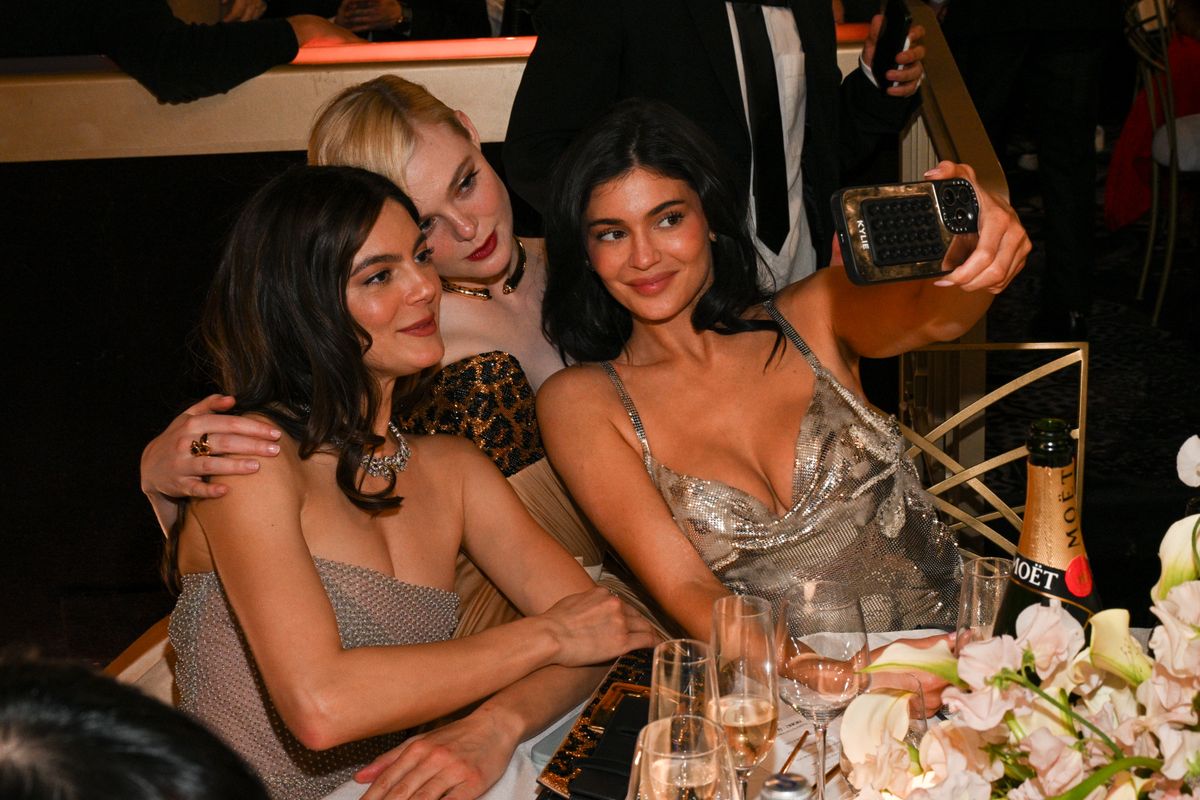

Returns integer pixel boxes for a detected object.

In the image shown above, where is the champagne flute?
[776,581,870,800]
[650,639,720,722]
[955,557,1013,653]
[711,595,778,799]
[629,714,741,800]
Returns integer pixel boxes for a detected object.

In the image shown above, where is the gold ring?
[190,433,212,457]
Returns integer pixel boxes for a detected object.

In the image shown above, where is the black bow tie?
[733,0,791,7]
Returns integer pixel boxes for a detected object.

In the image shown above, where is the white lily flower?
[842,690,911,765]
[1150,514,1200,600]
[861,640,960,685]
[1089,608,1154,686]
[1177,435,1200,487]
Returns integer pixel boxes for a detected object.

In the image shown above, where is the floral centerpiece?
[841,438,1200,800]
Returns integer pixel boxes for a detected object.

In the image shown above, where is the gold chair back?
[103,615,178,706]
[899,342,1088,555]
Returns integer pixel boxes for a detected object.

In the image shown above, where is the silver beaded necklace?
[361,421,411,477]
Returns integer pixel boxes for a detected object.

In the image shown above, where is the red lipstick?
[466,232,498,262]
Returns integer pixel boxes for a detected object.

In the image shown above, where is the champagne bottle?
[995,418,1101,633]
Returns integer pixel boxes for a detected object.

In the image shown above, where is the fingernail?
[924,169,937,177]
[248,461,261,470]
[933,279,954,287]
[267,444,280,454]
[270,429,282,439]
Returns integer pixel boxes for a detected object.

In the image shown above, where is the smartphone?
[871,0,913,90]
[831,178,979,285]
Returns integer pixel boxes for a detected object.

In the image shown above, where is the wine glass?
[711,595,778,799]
[627,714,741,800]
[650,639,720,722]
[776,581,870,800]
[866,672,928,747]
[955,557,1012,653]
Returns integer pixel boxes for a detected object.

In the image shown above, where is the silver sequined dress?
[170,557,460,800]
[602,300,961,632]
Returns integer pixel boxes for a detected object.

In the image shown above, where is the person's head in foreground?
[0,654,268,800]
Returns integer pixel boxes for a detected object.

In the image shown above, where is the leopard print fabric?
[396,351,544,476]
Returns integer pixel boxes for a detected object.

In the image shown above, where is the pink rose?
[956,635,1023,691]
[1136,665,1199,729]
[906,771,993,800]
[1015,601,1085,680]
[847,735,915,794]
[941,685,1015,731]
[918,719,1004,784]
[1023,728,1088,797]
[1154,724,1200,781]
[1149,582,1200,679]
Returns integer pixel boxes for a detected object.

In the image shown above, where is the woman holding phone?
[536,99,1030,639]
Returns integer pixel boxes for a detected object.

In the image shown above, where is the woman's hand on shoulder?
[926,161,1031,294]
[140,394,282,502]
[541,586,660,667]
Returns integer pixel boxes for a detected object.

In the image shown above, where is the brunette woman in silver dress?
[536,99,1030,641]
[165,166,654,800]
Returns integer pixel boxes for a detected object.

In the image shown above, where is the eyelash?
[458,170,478,195]
[594,211,685,242]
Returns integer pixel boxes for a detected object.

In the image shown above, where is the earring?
[708,231,717,243]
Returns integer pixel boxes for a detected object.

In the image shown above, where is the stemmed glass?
[955,557,1013,653]
[649,639,720,722]
[711,595,778,800]
[627,715,741,800]
[776,581,870,800]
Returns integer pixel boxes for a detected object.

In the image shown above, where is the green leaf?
[1044,758,1163,800]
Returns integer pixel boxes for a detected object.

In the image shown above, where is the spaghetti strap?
[763,298,822,371]
[600,361,654,473]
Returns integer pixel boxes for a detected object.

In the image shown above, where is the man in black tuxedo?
[503,0,925,286]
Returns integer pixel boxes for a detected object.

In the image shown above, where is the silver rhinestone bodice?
[170,557,459,800]
[602,301,961,632]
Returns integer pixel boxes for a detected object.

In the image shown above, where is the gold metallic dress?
[601,300,961,632]
[170,557,459,800]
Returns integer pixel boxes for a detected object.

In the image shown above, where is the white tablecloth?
[326,630,930,800]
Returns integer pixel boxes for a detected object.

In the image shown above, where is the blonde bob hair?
[308,75,471,193]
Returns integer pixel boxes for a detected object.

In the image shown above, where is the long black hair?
[542,98,776,363]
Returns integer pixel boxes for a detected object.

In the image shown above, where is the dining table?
[323,630,933,800]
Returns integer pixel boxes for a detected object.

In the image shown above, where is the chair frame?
[1126,0,1181,326]
[899,342,1089,555]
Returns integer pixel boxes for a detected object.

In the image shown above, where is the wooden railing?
[0,4,1003,468]
[5,12,992,170]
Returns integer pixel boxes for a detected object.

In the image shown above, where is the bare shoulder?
[536,362,616,423]
[404,433,498,497]
[772,271,837,322]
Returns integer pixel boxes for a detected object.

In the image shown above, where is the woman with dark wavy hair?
[538,98,1031,642]
[165,165,654,800]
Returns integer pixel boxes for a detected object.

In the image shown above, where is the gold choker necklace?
[440,238,526,300]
